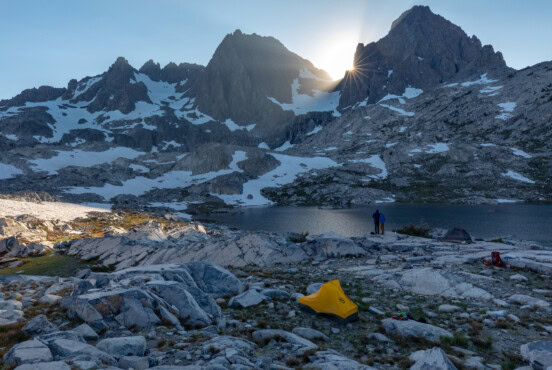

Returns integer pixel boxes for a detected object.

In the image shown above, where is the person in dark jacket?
[372,209,380,234]
[379,212,386,235]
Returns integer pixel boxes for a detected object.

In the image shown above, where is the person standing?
[372,209,380,234]
[380,212,386,235]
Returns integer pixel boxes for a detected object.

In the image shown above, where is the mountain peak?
[390,5,434,31]
[338,6,508,108]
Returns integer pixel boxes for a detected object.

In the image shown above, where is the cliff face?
[337,6,509,108]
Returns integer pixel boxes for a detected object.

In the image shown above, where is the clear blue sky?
[1,0,551,99]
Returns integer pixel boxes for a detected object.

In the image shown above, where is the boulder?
[409,347,457,369]
[306,233,368,260]
[381,318,452,343]
[48,338,117,366]
[251,329,317,350]
[292,327,329,341]
[118,355,150,370]
[520,340,552,370]
[14,361,71,370]
[0,308,24,325]
[146,282,212,326]
[72,323,99,341]
[184,261,244,297]
[159,305,181,327]
[115,297,161,329]
[228,289,267,308]
[39,295,62,305]
[201,335,256,354]
[96,336,147,358]
[3,339,53,366]
[260,288,290,299]
[509,294,550,308]
[0,298,23,310]
[37,330,85,345]
[23,315,57,336]
[308,349,376,369]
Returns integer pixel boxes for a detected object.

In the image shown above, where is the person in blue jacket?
[379,212,386,235]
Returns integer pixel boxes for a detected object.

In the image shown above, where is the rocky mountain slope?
[0,6,550,217]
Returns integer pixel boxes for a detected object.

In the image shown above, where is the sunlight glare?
[312,33,358,81]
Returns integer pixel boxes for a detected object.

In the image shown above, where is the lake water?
[203,204,552,244]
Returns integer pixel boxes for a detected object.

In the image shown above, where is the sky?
[1,0,551,99]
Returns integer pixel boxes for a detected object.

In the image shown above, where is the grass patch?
[0,321,28,358]
[0,253,89,277]
[440,333,469,348]
[473,335,493,351]
[500,353,522,370]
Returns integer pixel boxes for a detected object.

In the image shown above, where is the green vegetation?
[0,321,28,359]
[0,253,88,277]
[393,219,432,238]
[440,333,469,348]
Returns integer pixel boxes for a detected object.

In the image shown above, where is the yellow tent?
[298,280,358,321]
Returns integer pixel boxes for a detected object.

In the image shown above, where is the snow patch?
[273,141,295,152]
[257,142,270,150]
[66,151,248,199]
[502,170,535,184]
[215,154,340,206]
[496,102,517,120]
[30,148,144,175]
[223,118,255,132]
[409,143,449,156]
[379,104,415,117]
[306,126,323,136]
[511,148,532,159]
[0,163,23,179]
[378,87,423,104]
[461,73,497,87]
[349,155,388,179]
[267,78,341,117]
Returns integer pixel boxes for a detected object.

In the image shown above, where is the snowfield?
[215,154,340,206]
[0,199,110,222]
[67,151,248,199]
[29,148,145,175]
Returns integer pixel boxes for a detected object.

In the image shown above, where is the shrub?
[393,219,431,238]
